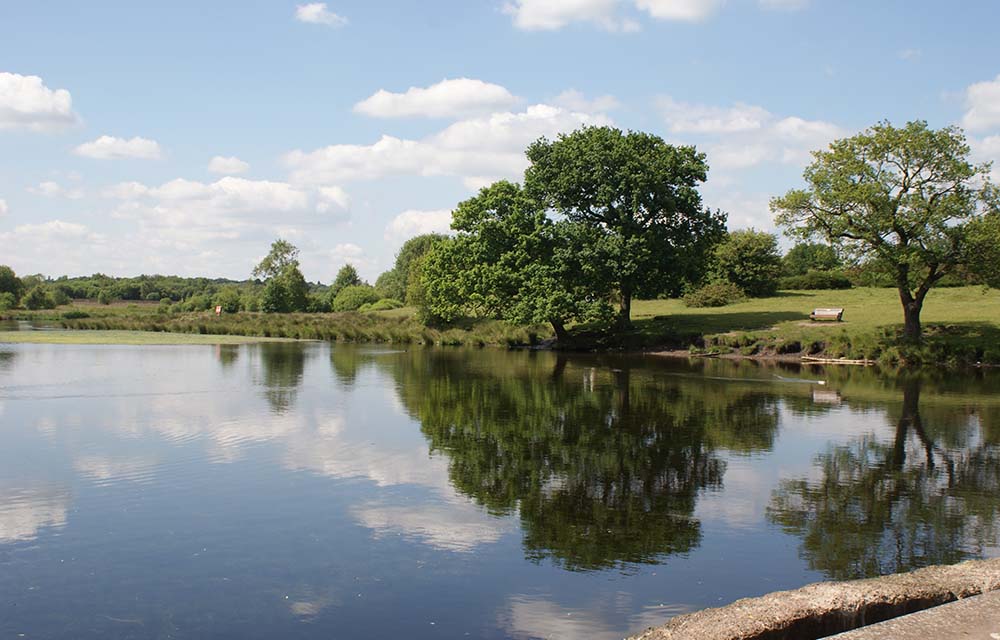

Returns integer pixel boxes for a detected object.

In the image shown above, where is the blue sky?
[2,0,999,283]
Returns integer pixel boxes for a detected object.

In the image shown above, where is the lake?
[1,341,998,639]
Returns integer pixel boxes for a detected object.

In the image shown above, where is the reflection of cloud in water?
[0,487,70,543]
[500,594,691,640]
[74,455,157,485]
[354,502,513,552]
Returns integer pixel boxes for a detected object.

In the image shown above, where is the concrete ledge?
[627,558,1000,640]
[827,589,1000,639]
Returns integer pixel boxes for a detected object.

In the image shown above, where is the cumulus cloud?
[285,103,611,185]
[208,155,250,175]
[503,0,638,32]
[658,96,770,134]
[295,2,347,27]
[552,89,621,113]
[0,199,7,216]
[354,78,519,119]
[970,134,1000,183]
[384,209,453,244]
[74,135,162,160]
[0,72,79,132]
[9,219,103,241]
[656,95,842,170]
[635,0,724,21]
[28,180,84,199]
[962,74,1000,132]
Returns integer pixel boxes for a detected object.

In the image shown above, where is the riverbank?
[0,329,291,345]
[5,287,1000,365]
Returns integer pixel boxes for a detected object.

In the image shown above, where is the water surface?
[1,341,998,639]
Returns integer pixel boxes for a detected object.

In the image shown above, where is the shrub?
[97,290,112,305]
[711,229,782,297]
[23,286,55,310]
[683,281,747,308]
[332,285,379,312]
[62,309,91,319]
[367,298,404,311]
[778,269,853,290]
[0,291,16,311]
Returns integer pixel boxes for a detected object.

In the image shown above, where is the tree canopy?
[420,181,612,338]
[252,239,300,280]
[525,126,726,326]
[772,120,1000,342]
[710,229,783,297]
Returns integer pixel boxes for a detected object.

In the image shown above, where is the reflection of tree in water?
[387,351,781,571]
[768,378,1000,580]
[0,349,16,373]
[256,343,309,413]
[214,344,240,369]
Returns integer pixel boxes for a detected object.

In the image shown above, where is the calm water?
[1,341,998,639]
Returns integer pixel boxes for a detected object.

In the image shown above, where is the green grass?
[630,286,1000,365]
[0,330,290,345]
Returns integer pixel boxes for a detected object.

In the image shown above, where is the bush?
[23,286,55,310]
[711,229,782,297]
[778,269,853,290]
[62,309,91,319]
[366,298,404,311]
[97,290,112,305]
[683,281,747,308]
[332,285,379,312]
[0,291,16,311]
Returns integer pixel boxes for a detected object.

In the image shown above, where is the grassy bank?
[7,287,1000,365]
[0,330,290,345]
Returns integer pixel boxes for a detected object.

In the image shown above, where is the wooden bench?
[810,307,844,322]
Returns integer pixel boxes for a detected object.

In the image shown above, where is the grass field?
[0,330,289,345]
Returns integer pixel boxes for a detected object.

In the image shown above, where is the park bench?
[810,307,844,322]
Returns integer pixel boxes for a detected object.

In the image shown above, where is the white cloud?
[0,199,7,216]
[552,89,621,113]
[285,103,611,185]
[385,209,453,244]
[208,155,250,175]
[657,95,843,170]
[354,502,511,552]
[658,96,770,134]
[962,74,1000,132]
[635,0,724,21]
[898,48,921,61]
[503,0,638,32]
[0,72,79,132]
[74,135,162,160]
[10,219,102,241]
[354,78,519,119]
[971,134,1000,183]
[295,3,347,27]
[28,180,84,199]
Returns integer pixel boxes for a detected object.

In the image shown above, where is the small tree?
[772,121,1000,342]
[252,239,300,280]
[710,229,782,297]
[329,264,362,300]
[0,266,24,304]
[783,242,841,276]
[331,284,379,312]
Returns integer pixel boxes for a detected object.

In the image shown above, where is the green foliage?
[252,238,300,280]
[0,292,16,311]
[23,286,55,310]
[0,266,24,302]
[525,125,726,325]
[421,181,613,335]
[683,281,747,308]
[783,242,841,276]
[375,234,447,302]
[306,292,331,313]
[96,290,112,305]
[261,265,309,313]
[329,264,362,300]
[711,229,782,297]
[365,298,404,311]
[964,207,1000,288]
[331,284,379,312]
[772,120,1000,341]
[779,269,853,290]
[214,287,242,313]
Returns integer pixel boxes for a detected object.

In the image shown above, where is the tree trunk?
[898,288,923,343]
[617,287,632,329]
[550,318,569,343]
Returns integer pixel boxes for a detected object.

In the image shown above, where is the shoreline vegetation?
[5,286,1000,367]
